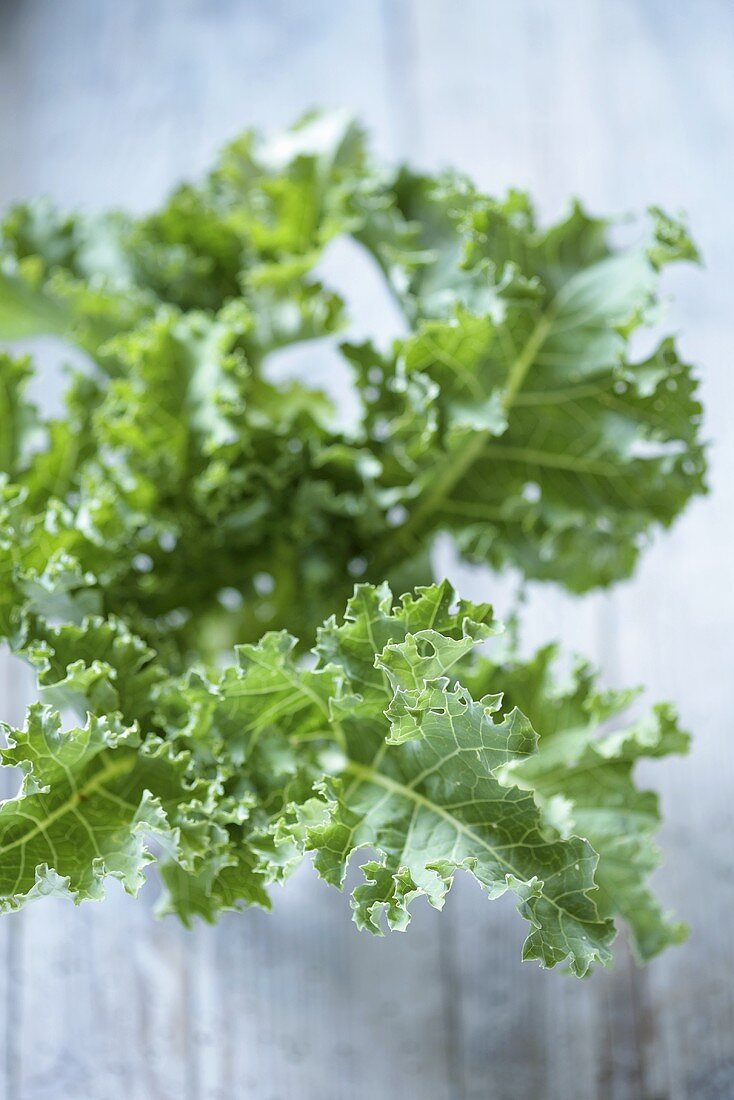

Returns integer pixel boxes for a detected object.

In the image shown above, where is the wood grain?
[1,1,732,1097]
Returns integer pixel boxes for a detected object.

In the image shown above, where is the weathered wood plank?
[191,864,457,1100]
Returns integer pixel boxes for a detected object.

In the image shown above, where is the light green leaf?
[0,706,163,910]
[300,584,614,974]
[0,112,701,976]
[362,199,705,590]
[0,353,40,477]
[463,645,689,960]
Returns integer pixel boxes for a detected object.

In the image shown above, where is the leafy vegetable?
[0,113,705,975]
[460,646,689,961]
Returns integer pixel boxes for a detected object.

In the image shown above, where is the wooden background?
[1,2,732,1097]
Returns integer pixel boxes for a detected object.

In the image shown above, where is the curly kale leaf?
[0,562,688,973]
[175,583,615,974]
[353,191,706,590]
[0,115,700,973]
[460,645,689,960]
[0,111,365,364]
[0,114,706,602]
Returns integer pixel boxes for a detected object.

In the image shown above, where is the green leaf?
[1,117,707,612]
[360,196,705,590]
[0,202,154,353]
[0,258,70,342]
[0,113,364,362]
[0,706,165,910]
[25,613,164,727]
[156,854,271,925]
[0,113,701,976]
[462,645,689,960]
[0,352,39,477]
[0,687,266,916]
[299,583,614,975]
[218,631,338,757]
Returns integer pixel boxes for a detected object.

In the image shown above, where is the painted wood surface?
[0,2,732,1097]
